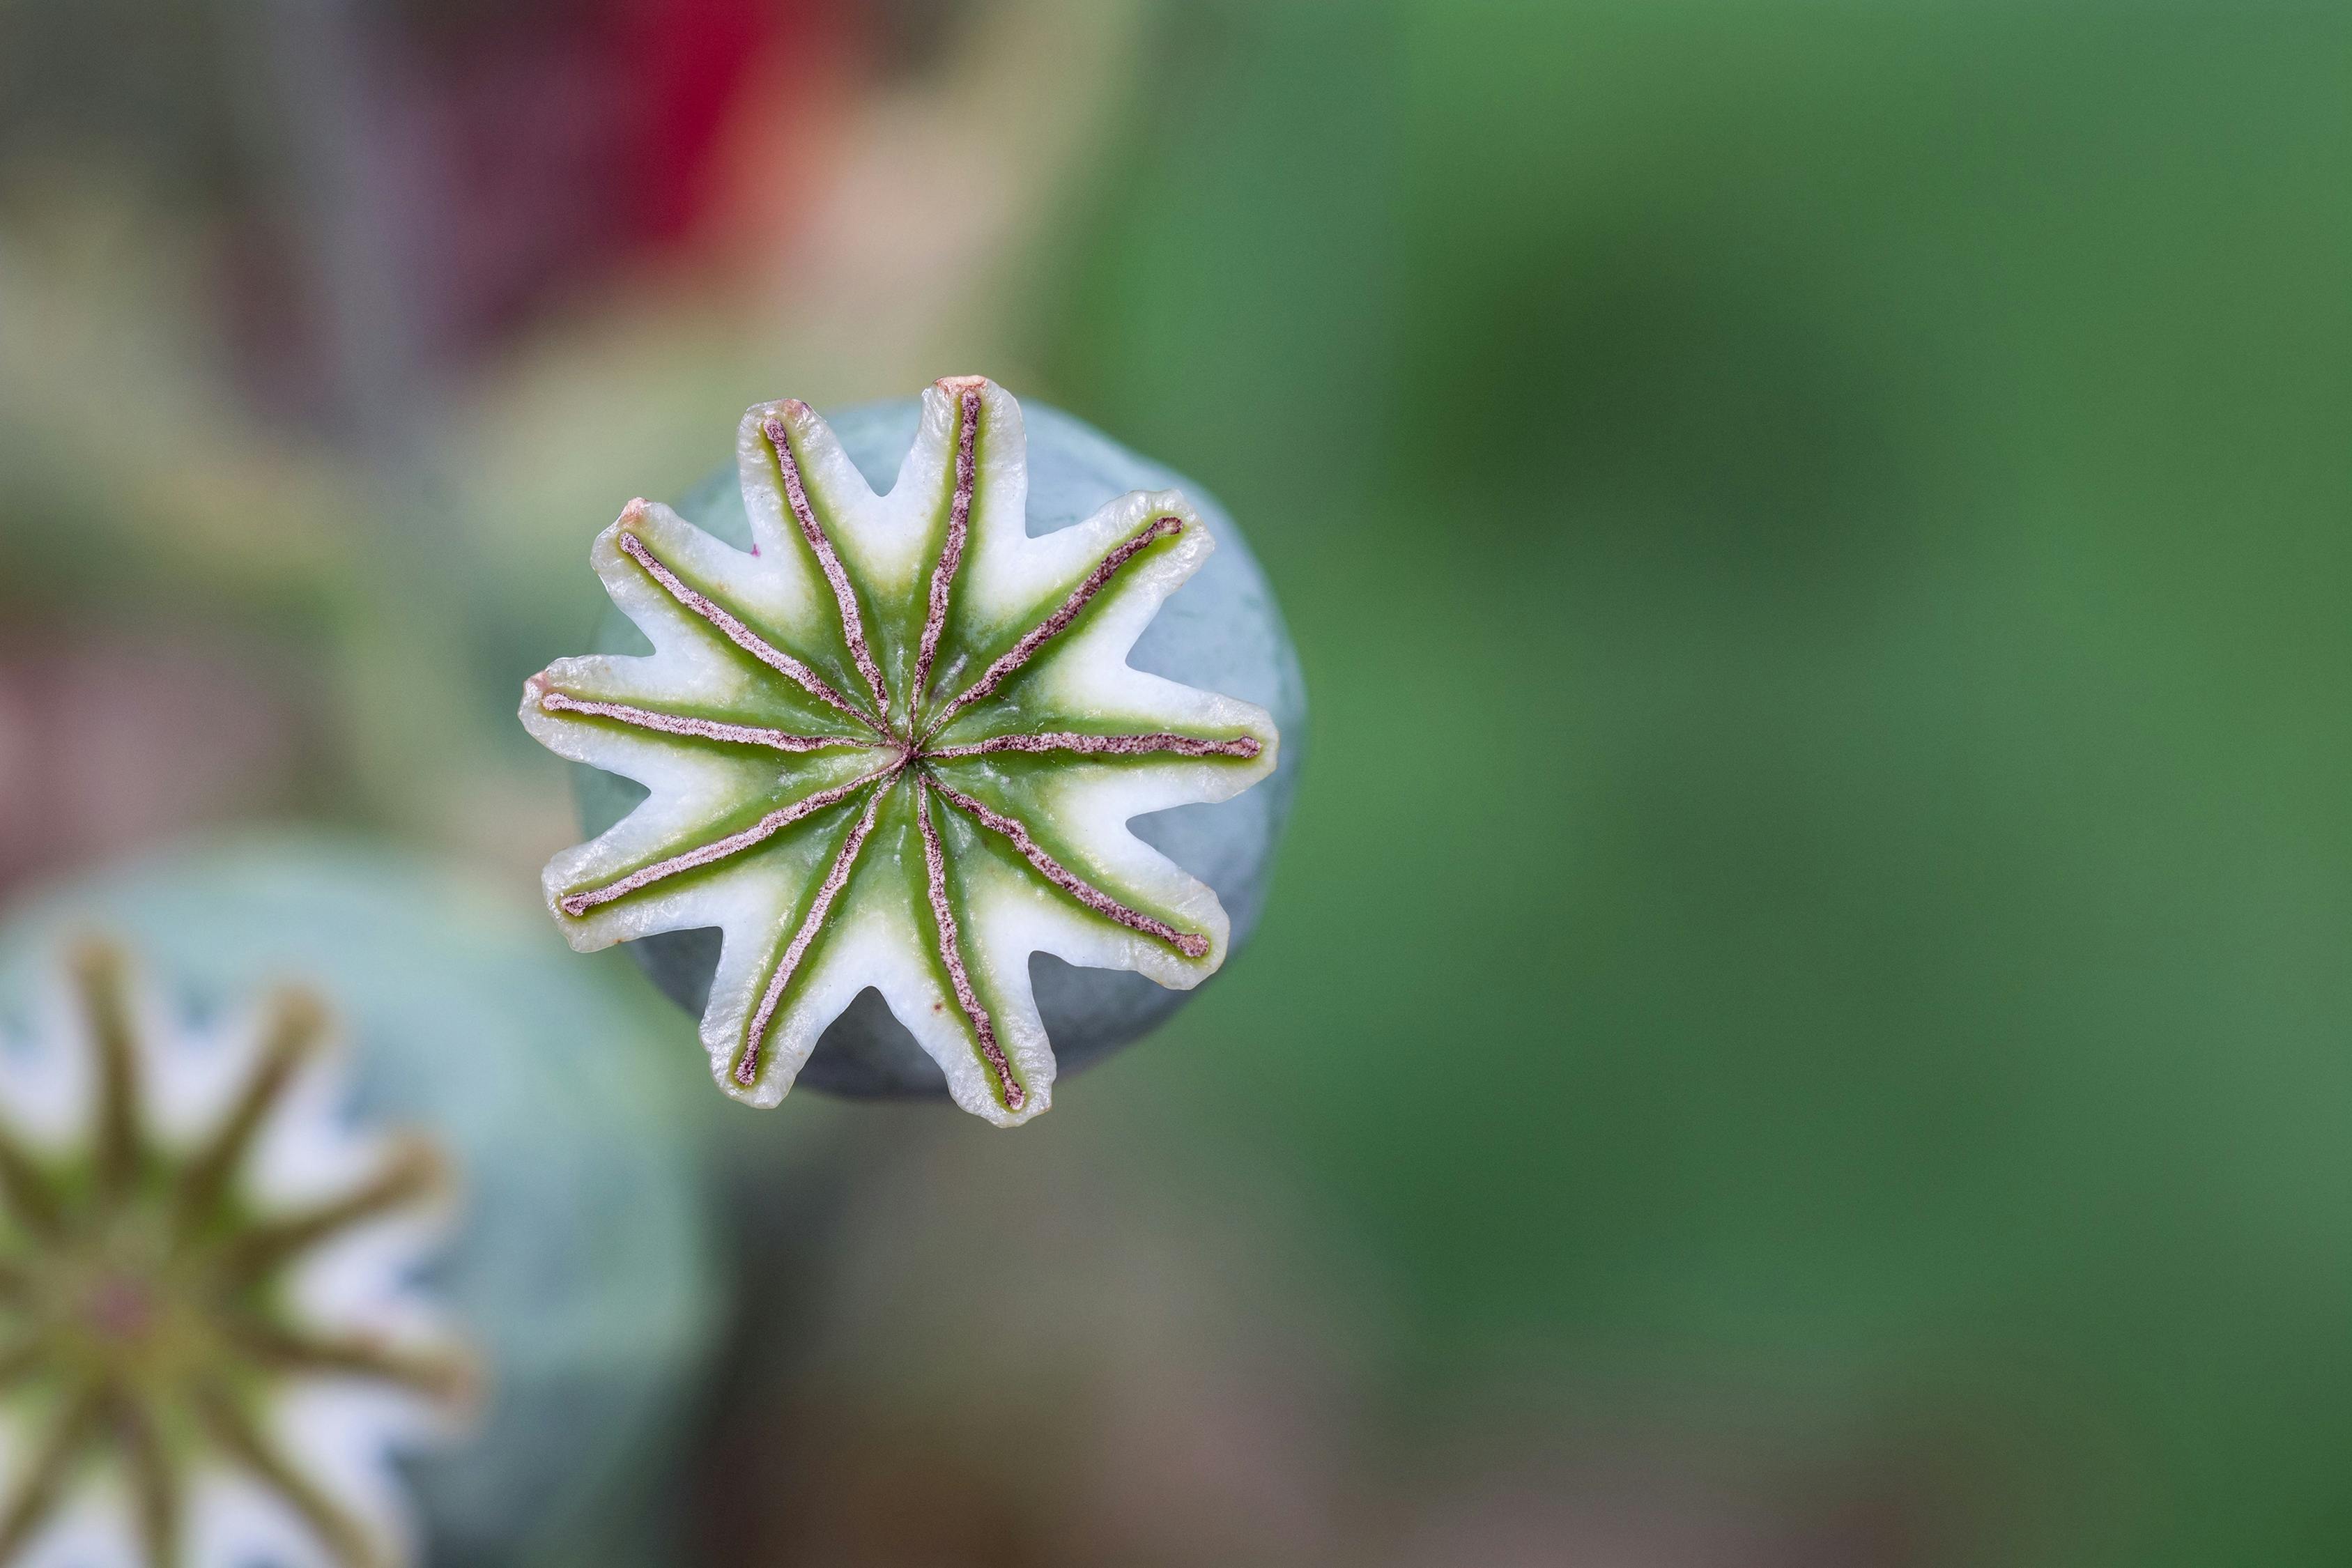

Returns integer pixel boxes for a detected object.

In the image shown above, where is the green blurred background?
[4,2,2349,1563]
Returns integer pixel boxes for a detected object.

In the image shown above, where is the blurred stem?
[223,0,509,845]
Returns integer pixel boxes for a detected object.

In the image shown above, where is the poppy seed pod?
[0,841,718,1567]
[533,381,1306,1123]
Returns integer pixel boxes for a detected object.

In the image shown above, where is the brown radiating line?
[615,525,883,734]
[0,1385,102,1562]
[220,1138,443,1284]
[229,1321,476,1406]
[766,410,894,723]
[176,988,326,1230]
[916,783,1024,1111]
[558,769,888,918]
[925,778,1210,959]
[925,730,1262,761]
[535,686,875,753]
[925,514,1185,739]
[194,1380,383,1568]
[912,384,981,716]
[70,941,141,1202]
[736,783,889,1089]
[114,1390,182,1568]
[0,1121,59,1240]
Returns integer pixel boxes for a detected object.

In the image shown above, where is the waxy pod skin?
[0,842,717,1568]
[528,378,1305,1125]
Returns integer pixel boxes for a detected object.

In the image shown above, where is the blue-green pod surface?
[0,838,718,1567]
[562,385,1307,1111]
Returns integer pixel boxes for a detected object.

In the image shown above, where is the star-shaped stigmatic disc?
[521,378,1279,1126]
[0,941,470,1568]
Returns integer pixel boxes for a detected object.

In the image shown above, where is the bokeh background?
[4,2,2350,1564]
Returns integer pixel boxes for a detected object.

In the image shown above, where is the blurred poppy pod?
[0,840,719,1567]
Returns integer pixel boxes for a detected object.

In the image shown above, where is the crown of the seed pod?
[522,376,1281,1125]
[0,939,471,1568]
